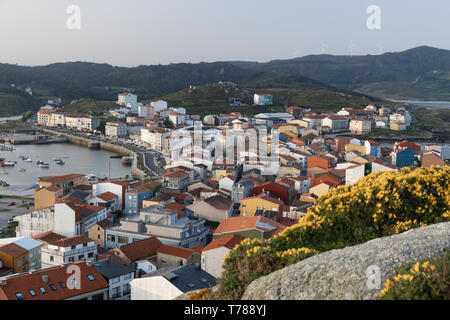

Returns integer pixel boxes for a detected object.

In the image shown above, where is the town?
[0,90,448,300]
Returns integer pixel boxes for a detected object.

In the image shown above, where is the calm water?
[390,100,450,109]
[0,143,132,196]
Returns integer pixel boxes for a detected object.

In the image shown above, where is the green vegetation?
[0,87,40,115]
[380,251,449,300]
[231,46,450,101]
[0,221,17,239]
[213,167,450,299]
[63,99,118,115]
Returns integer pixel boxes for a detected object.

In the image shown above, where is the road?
[142,151,165,176]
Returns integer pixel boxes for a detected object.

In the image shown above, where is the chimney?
[42,275,48,283]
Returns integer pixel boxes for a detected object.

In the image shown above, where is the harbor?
[0,142,132,197]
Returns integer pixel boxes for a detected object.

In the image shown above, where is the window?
[107,235,116,242]
[59,282,66,289]
[161,259,167,265]
[15,292,24,300]
[118,236,128,244]
[39,287,47,294]
[97,235,101,240]
[87,274,95,281]
[49,284,57,291]
[83,243,87,247]
[79,255,85,260]
[70,279,78,287]
[68,257,74,262]
[88,252,94,258]
[50,256,54,262]
[71,245,76,250]
[29,290,36,296]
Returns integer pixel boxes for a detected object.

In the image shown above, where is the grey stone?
[242,222,450,300]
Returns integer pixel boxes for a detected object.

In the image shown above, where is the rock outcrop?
[242,222,450,300]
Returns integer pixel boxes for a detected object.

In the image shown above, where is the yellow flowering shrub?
[380,251,449,300]
[216,166,450,299]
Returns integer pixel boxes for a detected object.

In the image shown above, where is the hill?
[0,86,40,116]
[0,61,389,115]
[230,46,450,100]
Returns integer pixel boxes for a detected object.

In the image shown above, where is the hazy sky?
[1,0,449,67]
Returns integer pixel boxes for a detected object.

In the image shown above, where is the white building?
[345,163,366,185]
[41,236,97,268]
[321,116,349,133]
[254,94,273,106]
[118,93,138,106]
[141,127,171,152]
[390,112,412,126]
[201,235,243,278]
[94,259,134,300]
[105,122,128,138]
[92,180,130,212]
[14,203,110,238]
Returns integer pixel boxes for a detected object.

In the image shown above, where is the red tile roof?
[96,192,118,201]
[157,244,197,259]
[214,216,286,236]
[49,236,93,248]
[0,262,108,300]
[118,237,163,262]
[203,235,243,251]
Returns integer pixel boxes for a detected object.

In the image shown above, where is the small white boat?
[39,163,49,168]
[0,170,8,174]
[23,158,33,162]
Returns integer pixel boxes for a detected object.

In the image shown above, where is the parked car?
[7,202,16,206]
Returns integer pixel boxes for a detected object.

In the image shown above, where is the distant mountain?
[230,46,450,100]
[0,61,325,102]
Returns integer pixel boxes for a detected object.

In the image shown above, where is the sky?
[0,0,449,67]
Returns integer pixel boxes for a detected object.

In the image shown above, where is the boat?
[39,163,49,168]
[0,170,8,174]
[53,157,62,161]
[56,160,65,165]
[0,161,15,167]
[36,160,43,164]
[23,158,33,162]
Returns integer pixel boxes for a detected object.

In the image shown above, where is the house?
[106,237,163,271]
[15,202,110,238]
[309,182,334,197]
[143,193,173,207]
[371,159,398,173]
[40,236,97,268]
[187,195,233,223]
[321,116,349,133]
[162,170,190,193]
[201,235,243,278]
[390,123,406,131]
[218,175,235,192]
[391,148,415,168]
[231,179,254,203]
[345,163,366,185]
[38,174,87,196]
[307,155,333,170]
[349,119,372,135]
[252,181,292,205]
[125,185,154,215]
[365,140,381,158]
[130,264,217,300]
[105,122,128,138]
[0,261,109,300]
[394,141,421,154]
[157,244,202,269]
[421,152,446,168]
[213,216,285,240]
[239,194,284,217]
[105,205,209,248]
[254,94,273,106]
[89,192,120,213]
[118,93,138,106]
[34,186,64,210]
[0,237,43,273]
[87,219,114,247]
[94,258,134,300]
[93,180,131,211]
